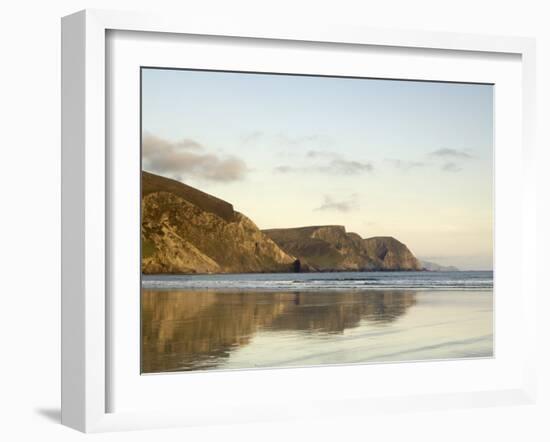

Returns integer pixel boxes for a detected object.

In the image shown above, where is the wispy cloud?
[273,165,304,174]
[385,159,426,171]
[143,133,248,182]
[242,132,334,154]
[328,159,373,174]
[315,195,359,213]
[275,154,373,175]
[274,159,373,175]
[429,148,473,159]
[306,150,338,159]
[276,133,331,147]
[273,165,297,174]
[441,162,462,172]
[429,148,474,173]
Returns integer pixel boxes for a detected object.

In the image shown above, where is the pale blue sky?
[142,68,493,270]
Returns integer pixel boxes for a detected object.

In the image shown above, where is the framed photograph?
[61,9,537,432]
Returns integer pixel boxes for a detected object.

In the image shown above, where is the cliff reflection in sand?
[141,290,416,373]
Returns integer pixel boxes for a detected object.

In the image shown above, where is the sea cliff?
[142,171,422,274]
[263,226,421,272]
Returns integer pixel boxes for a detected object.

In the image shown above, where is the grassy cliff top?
[142,171,235,222]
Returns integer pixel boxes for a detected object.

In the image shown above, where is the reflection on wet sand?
[141,290,416,373]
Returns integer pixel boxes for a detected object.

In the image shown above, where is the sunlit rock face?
[141,171,296,274]
[362,236,422,271]
[263,226,421,272]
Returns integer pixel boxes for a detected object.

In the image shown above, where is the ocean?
[141,271,493,373]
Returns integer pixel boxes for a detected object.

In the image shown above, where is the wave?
[142,271,493,291]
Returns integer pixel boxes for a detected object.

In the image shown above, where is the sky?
[141,68,494,270]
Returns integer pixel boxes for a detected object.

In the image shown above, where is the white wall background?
[0,1,548,441]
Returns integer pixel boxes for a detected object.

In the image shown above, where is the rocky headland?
[142,171,423,274]
[263,226,421,272]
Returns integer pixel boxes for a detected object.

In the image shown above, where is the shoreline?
[141,286,494,292]
[141,270,493,291]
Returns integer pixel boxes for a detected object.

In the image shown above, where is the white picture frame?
[61,9,537,433]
